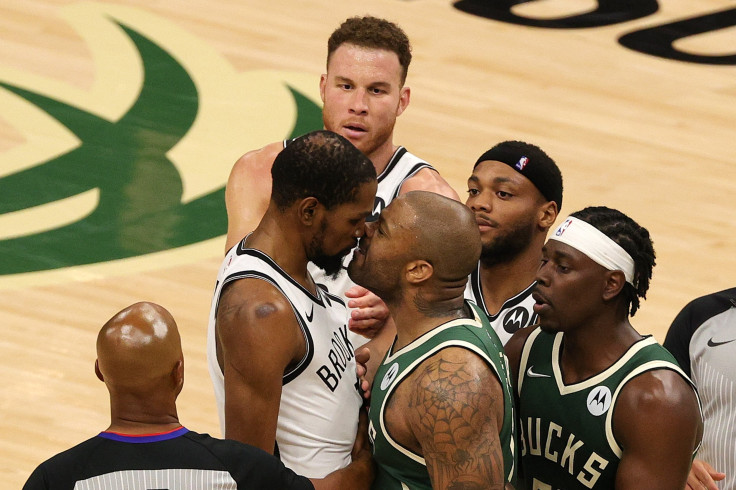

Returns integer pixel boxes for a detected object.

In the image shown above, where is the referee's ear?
[173,359,184,396]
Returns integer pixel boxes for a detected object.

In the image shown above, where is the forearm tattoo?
[410,357,505,490]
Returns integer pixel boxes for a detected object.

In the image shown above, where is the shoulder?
[23,436,106,487]
[229,141,284,183]
[618,367,698,412]
[183,432,314,490]
[614,366,701,441]
[218,276,293,325]
[399,167,460,201]
[410,345,505,402]
[216,278,302,357]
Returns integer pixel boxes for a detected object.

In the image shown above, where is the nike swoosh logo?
[305,305,314,322]
[707,338,736,347]
[527,366,551,378]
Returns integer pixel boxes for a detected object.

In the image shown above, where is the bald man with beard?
[347,191,516,490]
[23,302,371,490]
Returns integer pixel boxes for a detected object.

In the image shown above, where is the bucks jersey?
[368,301,516,489]
[207,239,362,478]
[517,328,700,489]
[464,263,538,345]
[308,146,436,345]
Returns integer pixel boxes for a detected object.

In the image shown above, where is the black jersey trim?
[470,263,536,321]
[234,246,326,306]
[376,147,408,183]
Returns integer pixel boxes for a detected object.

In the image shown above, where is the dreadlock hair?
[271,130,376,211]
[327,16,412,85]
[570,206,656,316]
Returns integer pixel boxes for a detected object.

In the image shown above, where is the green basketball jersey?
[517,328,699,490]
[368,301,516,490]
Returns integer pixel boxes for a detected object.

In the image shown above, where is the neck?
[246,211,313,290]
[390,290,468,351]
[558,310,642,383]
[107,396,181,435]
[479,243,541,314]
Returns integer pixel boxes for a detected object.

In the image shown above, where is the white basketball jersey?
[207,240,362,478]
[464,263,538,345]
[308,147,435,345]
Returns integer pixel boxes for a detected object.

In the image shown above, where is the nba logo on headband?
[515,156,529,171]
[555,218,573,237]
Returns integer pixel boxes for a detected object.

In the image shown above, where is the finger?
[351,306,388,321]
[345,285,369,298]
[355,346,371,364]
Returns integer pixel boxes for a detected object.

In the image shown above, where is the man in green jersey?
[348,191,515,490]
[505,206,703,489]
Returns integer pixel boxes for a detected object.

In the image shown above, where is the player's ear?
[538,201,558,230]
[405,259,432,284]
[95,359,104,382]
[396,86,410,117]
[298,197,322,226]
[319,74,327,103]
[602,270,626,301]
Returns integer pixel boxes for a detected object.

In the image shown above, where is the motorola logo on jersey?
[503,306,532,334]
[586,386,612,416]
[380,363,400,391]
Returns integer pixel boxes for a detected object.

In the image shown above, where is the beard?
[308,221,354,280]
[311,249,350,280]
[480,217,535,267]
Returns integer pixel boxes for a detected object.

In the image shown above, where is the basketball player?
[348,191,516,489]
[207,131,377,480]
[224,16,458,340]
[665,287,735,490]
[464,140,563,345]
[505,206,703,489]
[23,302,370,489]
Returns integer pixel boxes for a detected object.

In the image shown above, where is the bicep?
[216,280,303,451]
[614,370,702,490]
[409,348,506,490]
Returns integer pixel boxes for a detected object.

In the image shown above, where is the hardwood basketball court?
[1,0,734,485]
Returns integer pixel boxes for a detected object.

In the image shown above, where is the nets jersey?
[23,427,314,490]
[517,328,700,490]
[308,147,435,340]
[368,301,516,489]
[464,263,538,345]
[664,287,736,490]
[207,240,362,478]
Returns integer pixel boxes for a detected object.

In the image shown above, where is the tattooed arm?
[406,347,507,490]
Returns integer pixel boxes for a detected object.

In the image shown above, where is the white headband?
[550,216,636,285]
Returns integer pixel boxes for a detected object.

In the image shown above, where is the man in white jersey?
[207,131,376,480]
[224,16,458,340]
[464,141,563,344]
[665,287,735,490]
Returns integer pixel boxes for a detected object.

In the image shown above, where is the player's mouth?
[342,123,368,137]
[475,214,497,231]
[532,290,551,314]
